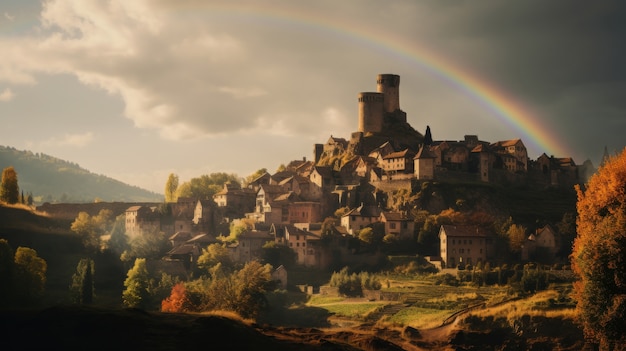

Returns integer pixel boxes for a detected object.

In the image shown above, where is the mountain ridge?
[0,145,162,203]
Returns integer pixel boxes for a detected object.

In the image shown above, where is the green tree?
[71,210,113,252]
[0,166,19,204]
[244,168,267,186]
[176,173,239,200]
[13,246,47,306]
[571,147,626,350]
[197,243,233,274]
[122,258,151,309]
[70,258,95,304]
[164,173,179,203]
[121,229,170,263]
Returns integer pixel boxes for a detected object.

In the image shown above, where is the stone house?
[438,225,494,268]
[341,203,382,235]
[281,225,321,267]
[522,224,558,262]
[212,182,256,218]
[287,201,322,224]
[414,145,437,180]
[125,205,160,237]
[379,211,415,240]
[381,149,416,176]
[232,229,274,264]
[491,139,528,172]
[309,166,335,200]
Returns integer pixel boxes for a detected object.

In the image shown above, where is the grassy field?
[304,274,575,330]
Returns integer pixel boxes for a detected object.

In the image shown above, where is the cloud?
[4,12,15,21]
[41,132,95,148]
[0,88,15,102]
[0,0,624,167]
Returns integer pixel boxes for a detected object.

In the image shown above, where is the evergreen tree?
[424,125,433,145]
[0,166,19,204]
[70,258,95,304]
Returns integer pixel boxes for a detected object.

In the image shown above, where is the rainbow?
[191,4,572,158]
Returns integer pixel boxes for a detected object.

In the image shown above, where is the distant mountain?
[0,145,162,203]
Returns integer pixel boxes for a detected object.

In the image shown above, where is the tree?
[13,246,47,306]
[71,210,113,252]
[571,147,626,350]
[122,258,151,309]
[70,258,95,304]
[164,173,179,203]
[197,243,233,274]
[161,282,190,313]
[0,166,19,204]
[507,224,528,254]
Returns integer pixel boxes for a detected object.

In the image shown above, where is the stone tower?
[377,73,400,113]
[357,92,384,133]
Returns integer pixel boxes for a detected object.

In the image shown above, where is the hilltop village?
[124,74,593,278]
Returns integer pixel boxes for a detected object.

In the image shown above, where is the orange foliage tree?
[161,282,190,313]
[571,147,626,350]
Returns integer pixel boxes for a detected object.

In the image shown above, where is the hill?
[0,145,162,203]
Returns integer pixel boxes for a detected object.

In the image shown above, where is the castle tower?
[377,74,400,113]
[357,92,384,133]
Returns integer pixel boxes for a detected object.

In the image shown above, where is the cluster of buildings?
[125,73,588,276]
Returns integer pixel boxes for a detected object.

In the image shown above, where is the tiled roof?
[169,231,193,241]
[439,225,490,237]
[383,149,414,159]
[414,146,437,159]
[381,211,411,221]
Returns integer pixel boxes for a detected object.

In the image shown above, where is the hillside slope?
[0,145,162,203]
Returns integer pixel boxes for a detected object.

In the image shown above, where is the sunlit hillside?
[0,145,162,203]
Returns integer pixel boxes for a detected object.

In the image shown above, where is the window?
[390,223,396,229]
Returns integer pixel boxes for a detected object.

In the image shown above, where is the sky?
[0,0,624,194]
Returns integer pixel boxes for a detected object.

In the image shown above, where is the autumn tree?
[507,223,528,254]
[161,282,190,313]
[164,173,179,203]
[571,147,626,350]
[69,258,95,304]
[0,166,19,204]
[13,246,47,306]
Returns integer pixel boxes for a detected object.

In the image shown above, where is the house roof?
[126,205,143,212]
[414,146,437,159]
[167,243,201,256]
[439,225,490,237]
[381,211,412,221]
[383,149,415,160]
[169,231,193,241]
[187,233,217,245]
[344,203,381,218]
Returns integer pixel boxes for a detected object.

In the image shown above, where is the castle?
[314,73,592,188]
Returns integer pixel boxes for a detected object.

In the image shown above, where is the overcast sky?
[1,0,624,194]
